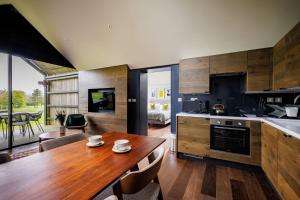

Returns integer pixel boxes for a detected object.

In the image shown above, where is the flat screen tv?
[88,88,115,112]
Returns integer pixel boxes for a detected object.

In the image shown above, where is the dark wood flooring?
[158,151,281,200]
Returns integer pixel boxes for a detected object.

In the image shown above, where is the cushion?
[149,103,156,110]
[162,104,169,111]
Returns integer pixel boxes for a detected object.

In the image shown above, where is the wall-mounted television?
[88,88,115,112]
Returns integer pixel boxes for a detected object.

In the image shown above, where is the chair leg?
[37,121,44,132]
[28,123,34,136]
[112,182,123,200]
[35,121,41,132]
[154,176,164,200]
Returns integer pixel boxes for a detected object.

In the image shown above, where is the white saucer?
[86,141,104,147]
[112,146,131,153]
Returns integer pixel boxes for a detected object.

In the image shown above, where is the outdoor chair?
[4,113,34,141]
[65,114,88,133]
[29,111,44,132]
[0,116,5,139]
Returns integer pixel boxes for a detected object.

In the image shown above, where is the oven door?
[210,125,250,155]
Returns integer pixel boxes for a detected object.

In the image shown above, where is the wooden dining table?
[0,132,165,200]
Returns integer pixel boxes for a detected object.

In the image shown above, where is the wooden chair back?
[118,146,164,194]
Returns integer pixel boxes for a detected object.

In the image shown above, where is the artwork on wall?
[158,88,165,99]
[166,88,171,97]
[150,88,171,99]
[151,88,157,98]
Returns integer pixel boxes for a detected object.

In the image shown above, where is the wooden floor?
[158,151,281,200]
[148,124,171,137]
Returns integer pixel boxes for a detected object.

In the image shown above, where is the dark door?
[127,70,148,135]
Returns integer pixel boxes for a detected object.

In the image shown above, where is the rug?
[10,147,39,161]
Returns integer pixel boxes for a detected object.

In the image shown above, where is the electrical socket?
[267,97,274,103]
[275,97,282,103]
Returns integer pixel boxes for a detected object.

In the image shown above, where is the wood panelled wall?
[79,65,128,134]
[47,76,79,125]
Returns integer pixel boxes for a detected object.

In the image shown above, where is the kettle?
[213,104,225,115]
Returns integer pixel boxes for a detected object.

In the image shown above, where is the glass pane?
[12,56,45,146]
[0,53,8,150]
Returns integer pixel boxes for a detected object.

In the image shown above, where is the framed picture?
[151,88,157,98]
[166,88,171,97]
[158,88,165,99]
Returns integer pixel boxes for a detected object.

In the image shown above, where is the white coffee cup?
[88,135,102,144]
[114,139,130,150]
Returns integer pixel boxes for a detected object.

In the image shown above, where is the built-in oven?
[210,118,250,155]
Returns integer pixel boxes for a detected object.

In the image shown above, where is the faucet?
[294,94,300,104]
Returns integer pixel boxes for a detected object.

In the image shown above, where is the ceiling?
[1,0,300,70]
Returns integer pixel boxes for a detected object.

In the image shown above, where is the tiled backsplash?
[181,75,299,115]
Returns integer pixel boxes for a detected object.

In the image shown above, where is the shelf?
[47,105,79,108]
[47,90,78,94]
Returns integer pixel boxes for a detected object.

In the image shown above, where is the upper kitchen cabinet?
[273,22,300,90]
[210,51,247,75]
[179,56,210,94]
[246,48,273,92]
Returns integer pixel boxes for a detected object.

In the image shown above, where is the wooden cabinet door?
[278,132,300,200]
[273,22,300,90]
[177,116,210,156]
[261,123,278,187]
[246,48,273,92]
[210,51,247,74]
[179,57,209,94]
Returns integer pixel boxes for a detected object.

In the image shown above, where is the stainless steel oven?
[210,118,250,155]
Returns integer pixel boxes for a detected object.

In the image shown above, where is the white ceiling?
[2,0,300,70]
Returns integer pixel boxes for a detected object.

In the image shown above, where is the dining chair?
[29,111,44,132]
[0,153,10,164]
[40,133,86,152]
[100,146,165,200]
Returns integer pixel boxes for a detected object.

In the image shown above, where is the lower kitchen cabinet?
[278,131,300,200]
[177,116,210,156]
[261,123,279,188]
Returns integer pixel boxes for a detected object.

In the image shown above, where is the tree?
[12,90,26,108]
[31,89,43,107]
[0,89,8,110]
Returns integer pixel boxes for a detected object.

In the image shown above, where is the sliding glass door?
[0,53,45,150]
[12,56,45,147]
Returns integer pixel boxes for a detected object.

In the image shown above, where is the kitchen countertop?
[176,112,300,139]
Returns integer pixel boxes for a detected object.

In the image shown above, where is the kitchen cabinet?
[261,123,278,188]
[179,57,210,94]
[209,51,247,75]
[273,22,300,90]
[177,116,210,156]
[246,48,273,92]
[277,131,300,200]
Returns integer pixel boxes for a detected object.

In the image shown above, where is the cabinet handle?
[279,88,286,90]
[205,118,210,120]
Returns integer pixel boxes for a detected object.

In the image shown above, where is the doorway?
[147,68,171,138]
